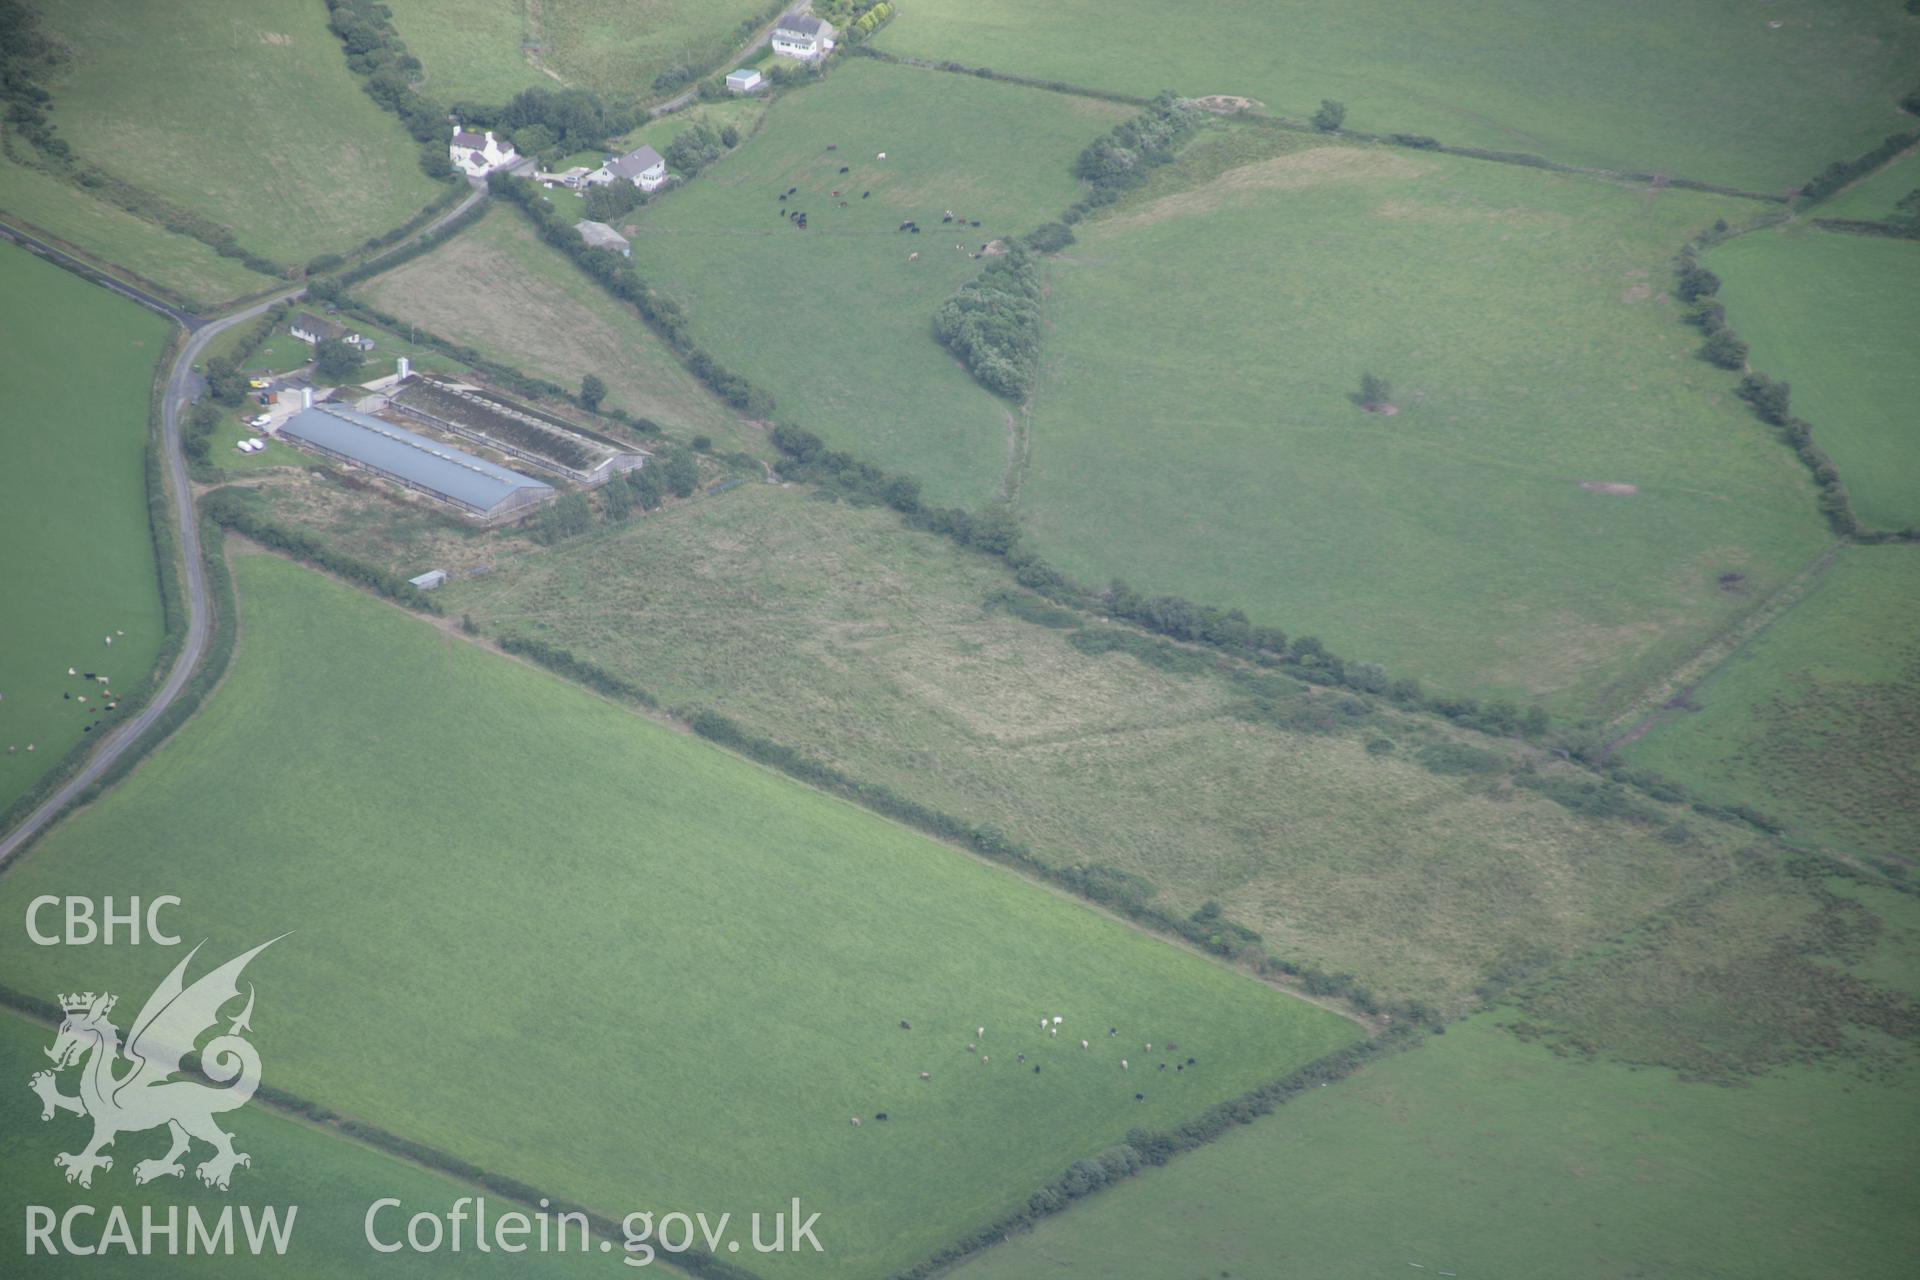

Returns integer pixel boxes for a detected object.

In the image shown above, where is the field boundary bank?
[0,996,766,1280]
[1597,542,1844,757]
[1673,232,1920,545]
[1811,216,1920,239]
[463,152,1806,849]
[854,47,1791,203]
[0,985,1417,1280]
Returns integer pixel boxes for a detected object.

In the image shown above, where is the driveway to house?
[0,186,488,865]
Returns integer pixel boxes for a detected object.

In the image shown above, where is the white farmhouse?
[771,12,834,62]
[587,144,668,192]
[449,127,518,177]
[290,311,363,348]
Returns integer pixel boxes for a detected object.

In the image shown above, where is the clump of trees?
[662,445,700,497]
[934,246,1043,398]
[579,374,607,411]
[1312,99,1347,132]
[0,0,67,159]
[1072,93,1203,206]
[480,86,643,158]
[1357,372,1392,410]
[315,337,364,382]
[665,121,732,177]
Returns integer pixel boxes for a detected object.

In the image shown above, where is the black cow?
[899,1020,911,1030]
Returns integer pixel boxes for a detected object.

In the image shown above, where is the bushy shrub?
[934,247,1043,398]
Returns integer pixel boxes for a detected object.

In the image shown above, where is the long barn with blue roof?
[279,403,554,522]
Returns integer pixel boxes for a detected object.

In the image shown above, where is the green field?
[0,243,169,816]
[876,0,1920,193]
[1017,125,1830,711]
[361,204,754,450]
[626,57,1130,503]
[1819,144,1920,222]
[0,149,271,311]
[1624,545,1920,866]
[225,477,1751,1015]
[1707,227,1920,530]
[0,1014,609,1277]
[0,552,1359,1279]
[958,859,1920,1278]
[33,0,447,265]
[386,0,775,102]
[953,1009,1920,1280]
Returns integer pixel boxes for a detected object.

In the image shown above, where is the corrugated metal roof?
[281,405,552,514]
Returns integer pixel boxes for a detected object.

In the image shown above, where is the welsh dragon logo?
[29,937,283,1191]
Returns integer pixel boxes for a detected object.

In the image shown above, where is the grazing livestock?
[82,672,95,679]
[104,636,111,646]
[877,152,886,159]
[1109,1028,1117,1036]
[1176,1064,1183,1072]
[1145,1043,1152,1052]
[977,1026,985,1038]
[838,165,850,174]
[981,1056,988,1064]
[1186,1057,1196,1065]
[908,252,919,261]
[68,667,76,676]
[862,191,870,198]
[1033,1065,1041,1073]
[1120,1059,1128,1070]
[1017,1054,1026,1063]
[1081,1040,1089,1049]
[875,1112,887,1121]
[968,1042,977,1052]
[63,693,70,701]
[900,1020,911,1030]
[1049,1027,1057,1037]
[1158,1063,1166,1071]
[787,186,797,195]
[26,743,34,751]
[827,144,837,151]
[1053,1016,1063,1025]
[839,200,848,206]
[1135,1093,1144,1101]
[970,220,981,227]
[850,1116,861,1127]
[919,1072,931,1080]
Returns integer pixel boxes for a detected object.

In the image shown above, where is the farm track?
[0,189,487,865]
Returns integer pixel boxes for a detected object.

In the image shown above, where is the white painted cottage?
[771,12,834,62]
[587,144,668,192]
[449,127,518,177]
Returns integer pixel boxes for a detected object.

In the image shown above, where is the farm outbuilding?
[726,68,764,94]
[575,219,631,257]
[279,404,554,522]
[290,311,362,348]
[408,570,448,590]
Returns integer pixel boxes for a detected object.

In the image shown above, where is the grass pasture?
[0,242,169,817]
[1818,144,1920,223]
[0,148,271,311]
[0,553,1360,1280]
[952,1010,1920,1280]
[876,0,1920,193]
[625,56,1131,503]
[360,204,753,449]
[33,0,446,265]
[386,0,776,102]
[261,479,1754,1016]
[1623,545,1920,866]
[0,1013,607,1277]
[1019,124,1830,712]
[1707,227,1920,530]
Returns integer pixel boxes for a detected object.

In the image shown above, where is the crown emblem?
[59,992,114,1016]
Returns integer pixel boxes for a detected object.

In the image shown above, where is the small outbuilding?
[409,570,449,591]
[290,311,362,348]
[725,68,764,94]
[575,219,631,257]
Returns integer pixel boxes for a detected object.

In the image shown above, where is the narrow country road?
[0,188,486,865]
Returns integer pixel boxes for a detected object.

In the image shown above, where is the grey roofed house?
[279,404,553,519]
[575,219,631,255]
[452,129,487,149]
[777,12,824,36]
[605,144,665,181]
